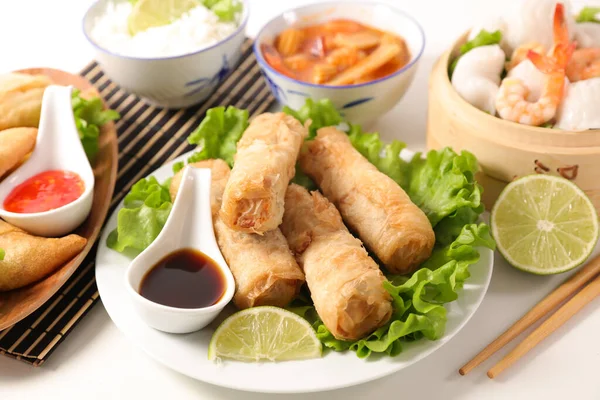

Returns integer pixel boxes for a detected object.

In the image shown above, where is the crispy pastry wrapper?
[219,112,308,234]
[170,160,305,309]
[0,127,37,179]
[0,220,87,292]
[281,184,392,341]
[0,73,51,131]
[300,127,435,274]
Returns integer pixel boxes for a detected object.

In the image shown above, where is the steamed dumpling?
[451,44,506,114]
[507,60,546,101]
[555,78,600,131]
[503,0,576,53]
[507,59,570,104]
[574,22,600,48]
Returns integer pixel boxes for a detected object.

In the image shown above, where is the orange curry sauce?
[261,19,410,85]
[3,170,85,214]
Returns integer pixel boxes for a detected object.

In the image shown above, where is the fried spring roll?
[281,184,392,341]
[300,127,435,274]
[219,113,308,234]
[170,160,305,309]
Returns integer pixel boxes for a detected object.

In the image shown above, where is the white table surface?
[1,0,599,399]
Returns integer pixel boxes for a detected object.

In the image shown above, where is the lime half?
[491,175,598,275]
[208,306,322,362]
[128,0,200,35]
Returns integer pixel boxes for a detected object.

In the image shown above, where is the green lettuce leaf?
[449,30,502,76]
[129,0,242,22]
[283,98,343,139]
[187,106,249,167]
[208,0,243,22]
[72,89,120,163]
[0,248,4,261]
[405,148,483,229]
[172,161,185,174]
[576,6,600,23]
[106,176,172,254]
[291,166,318,191]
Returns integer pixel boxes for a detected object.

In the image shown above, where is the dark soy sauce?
[139,248,226,309]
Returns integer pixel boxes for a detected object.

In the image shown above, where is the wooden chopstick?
[487,273,600,378]
[459,254,600,376]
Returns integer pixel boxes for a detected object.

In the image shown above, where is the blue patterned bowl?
[253,1,425,124]
[83,0,249,108]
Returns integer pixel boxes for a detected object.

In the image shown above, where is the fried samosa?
[219,113,308,234]
[170,160,305,309]
[0,73,51,130]
[0,220,87,292]
[281,184,392,341]
[300,127,435,275]
[0,127,37,179]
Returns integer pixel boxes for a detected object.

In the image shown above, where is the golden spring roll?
[170,160,305,309]
[281,184,392,341]
[219,113,308,234]
[300,127,435,275]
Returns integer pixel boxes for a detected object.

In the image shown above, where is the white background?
[1,0,599,399]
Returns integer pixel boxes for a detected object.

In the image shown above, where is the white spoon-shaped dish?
[0,85,95,237]
[125,167,235,334]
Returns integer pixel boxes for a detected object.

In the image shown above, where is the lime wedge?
[128,0,200,36]
[208,306,322,362]
[491,175,598,275]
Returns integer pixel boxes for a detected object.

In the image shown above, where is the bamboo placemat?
[0,39,275,366]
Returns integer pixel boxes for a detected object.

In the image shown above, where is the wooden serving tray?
[0,68,118,330]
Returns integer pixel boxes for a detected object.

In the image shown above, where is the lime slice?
[491,175,598,275]
[128,0,200,36]
[208,306,322,362]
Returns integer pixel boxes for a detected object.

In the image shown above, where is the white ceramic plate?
[95,150,494,394]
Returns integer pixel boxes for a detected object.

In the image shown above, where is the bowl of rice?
[83,0,248,108]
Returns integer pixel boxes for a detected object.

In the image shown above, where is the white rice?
[89,2,239,58]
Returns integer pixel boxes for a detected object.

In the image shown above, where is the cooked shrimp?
[496,3,574,126]
[566,48,600,82]
[506,42,546,71]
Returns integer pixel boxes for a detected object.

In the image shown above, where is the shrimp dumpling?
[503,0,576,53]
[555,78,600,131]
[507,60,546,102]
[451,44,505,114]
[574,23,600,48]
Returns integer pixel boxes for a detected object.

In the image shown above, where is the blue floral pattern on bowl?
[341,97,373,109]
[261,72,287,101]
[184,55,231,97]
[287,89,309,97]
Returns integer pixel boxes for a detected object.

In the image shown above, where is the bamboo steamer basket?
[426,32,600,213]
